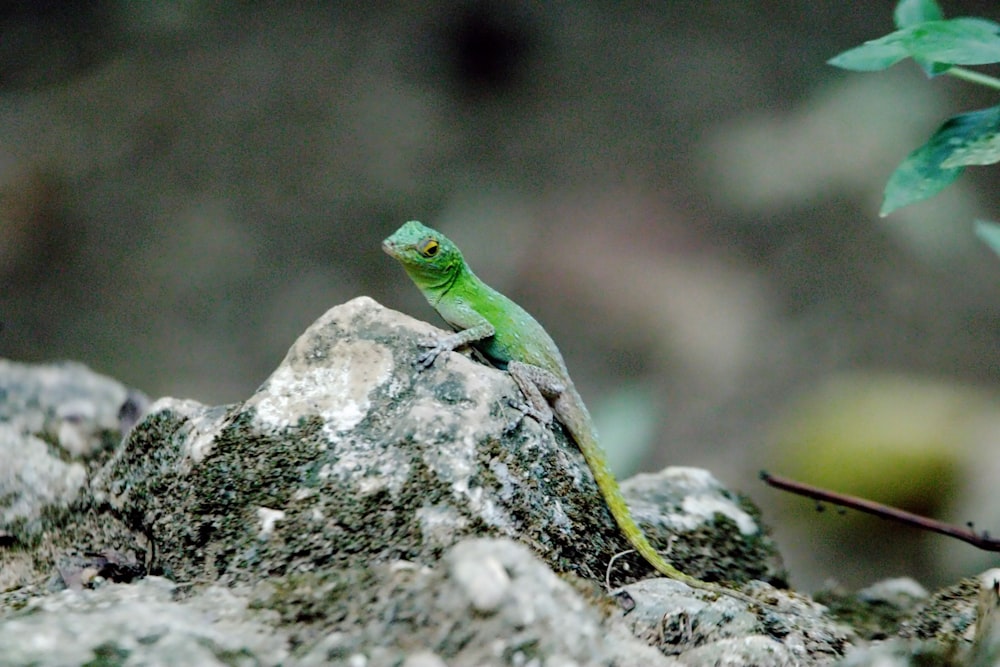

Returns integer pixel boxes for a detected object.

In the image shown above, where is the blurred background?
[1,1,999,593]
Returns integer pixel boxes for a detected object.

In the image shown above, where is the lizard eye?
[419,239,440,257]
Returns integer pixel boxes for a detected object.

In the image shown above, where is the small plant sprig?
[830,0,1000,255]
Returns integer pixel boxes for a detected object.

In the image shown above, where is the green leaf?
[882,105,1000,215]
[881,142,964,217]
[906,18,1000,67]
[828,34,911,71]
[938,106,1000,168]
[894,0,944,29]
[829,17,1000,74]
[894,0,947,75]
[975,220,1000,258]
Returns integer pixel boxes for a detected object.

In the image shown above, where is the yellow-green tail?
[588,451,702,584]
[556,388,700,584]
[556,389,769,608]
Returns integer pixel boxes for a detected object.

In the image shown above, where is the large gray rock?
[1,298,862,665]
[92,296,785,589]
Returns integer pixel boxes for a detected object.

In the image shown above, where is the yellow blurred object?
[771,373,994,516]
[767,372,1000,589]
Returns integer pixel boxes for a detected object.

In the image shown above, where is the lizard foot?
[503,398,526,434]
[504,397,552,433]
[414,339,447,369]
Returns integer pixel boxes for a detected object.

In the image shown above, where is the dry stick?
[760,470,1000,552]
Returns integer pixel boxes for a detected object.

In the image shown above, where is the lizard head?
[382,220,465,292]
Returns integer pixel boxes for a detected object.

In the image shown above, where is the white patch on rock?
[489,459,516,502]
[249,338,392,433]
[154,398,231,466]
[857,577,929,604]
[664,466,717,487]
[0,424,87,532]
[187,430,218,464]
[680,495,758,536]
[400,651,449,667]
[416,504,469,549]
[451,552,511,614]
[256,507,285,540]
[548,498,572,532]
[623,466,760,536]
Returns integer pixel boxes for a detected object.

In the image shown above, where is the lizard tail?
[556,389,700,585]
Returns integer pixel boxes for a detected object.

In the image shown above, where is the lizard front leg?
[415,322,495,369]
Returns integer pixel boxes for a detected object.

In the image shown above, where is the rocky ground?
[2,299,999,666]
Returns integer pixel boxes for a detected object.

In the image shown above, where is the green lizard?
[383,220,764,607]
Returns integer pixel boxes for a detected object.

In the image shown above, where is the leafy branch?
[829,0,1000,255]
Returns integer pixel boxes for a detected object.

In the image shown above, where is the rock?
[618,577,848,666]
[856,578,929,608]
[0,359,148,458]
[288,537,681,667]
[1,298,861,665]
[92,296,782,589]
[969,569,1000,667]
[0,577,288,666]
[836,570,1000,666]
[0,425,86,543]
[0,359,147,591]
[622,467,785,585]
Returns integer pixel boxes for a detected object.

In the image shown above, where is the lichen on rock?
[92,297,782,589]
[1,298,859,665]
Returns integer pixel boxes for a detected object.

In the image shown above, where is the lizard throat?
[413,264,463,306]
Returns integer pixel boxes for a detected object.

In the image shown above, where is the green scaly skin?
[383,220,765,608]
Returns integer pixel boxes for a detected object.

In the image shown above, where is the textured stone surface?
[92,297,783,590]
[0,577,288,667]
[7,300,961,666]
[0,359,147,458]
[0,359,146,591]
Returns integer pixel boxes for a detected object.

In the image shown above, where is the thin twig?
[760,470,1000,552]
[606,549,636,591]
